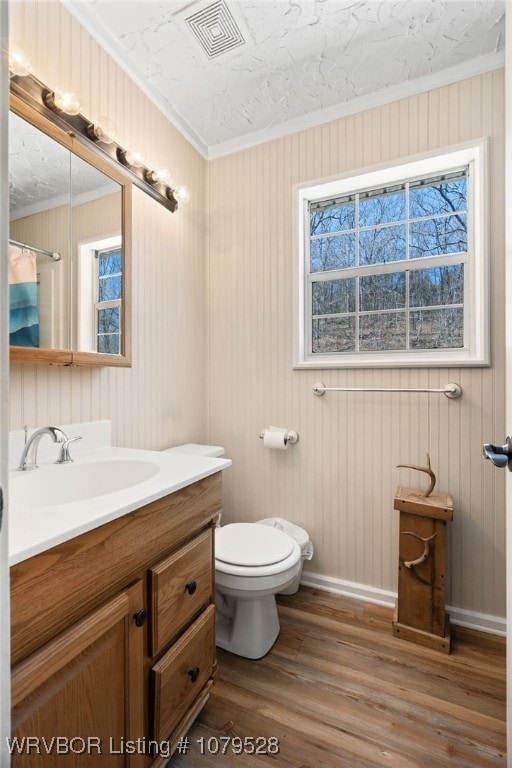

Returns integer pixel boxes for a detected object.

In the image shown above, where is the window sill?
[294,350,490,369]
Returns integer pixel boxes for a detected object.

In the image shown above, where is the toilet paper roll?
[263,427,288,450]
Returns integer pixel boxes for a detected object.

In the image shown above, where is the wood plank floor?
[173,587,506,768]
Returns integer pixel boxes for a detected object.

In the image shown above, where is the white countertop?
[9,446,231,566]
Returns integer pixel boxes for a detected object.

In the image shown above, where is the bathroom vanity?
[10,467,223,767]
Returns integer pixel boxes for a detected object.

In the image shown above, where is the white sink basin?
[8,442,232,567]
[10,459,160,508]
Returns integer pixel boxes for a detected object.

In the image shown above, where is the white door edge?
[505,3,512,765]
[0,1,11,765]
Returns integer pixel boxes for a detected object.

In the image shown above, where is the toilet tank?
[163,443,225,458]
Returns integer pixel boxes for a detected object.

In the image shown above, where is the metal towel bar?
[313,382,462,399]
[9,238,61,261]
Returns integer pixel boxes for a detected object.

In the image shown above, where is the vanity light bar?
[10,72,179,214]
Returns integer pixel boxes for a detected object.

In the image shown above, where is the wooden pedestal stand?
[392,486,453,653]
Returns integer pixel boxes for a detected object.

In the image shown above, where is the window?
[296,141,489,368]
[77,234,122,354]
[95,246,122,354]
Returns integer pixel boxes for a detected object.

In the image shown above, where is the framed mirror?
[9,94,132,367]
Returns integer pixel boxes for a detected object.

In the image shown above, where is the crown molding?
[208,50,505,159]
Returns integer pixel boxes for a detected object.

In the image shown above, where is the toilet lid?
[215,523,295,567]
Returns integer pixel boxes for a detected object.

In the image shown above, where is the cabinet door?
[11,581,146,767]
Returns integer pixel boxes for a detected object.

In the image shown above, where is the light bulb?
[146,168,173,186]
[9,47,32,77]
[123,147,146,168]
[155,168,173,185]
[174,186,190,204]
[87,117,118,145]
[45,89,81,115]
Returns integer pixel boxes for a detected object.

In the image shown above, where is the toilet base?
[215,592,280,659]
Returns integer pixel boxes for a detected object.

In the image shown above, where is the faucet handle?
[56,435,82,464]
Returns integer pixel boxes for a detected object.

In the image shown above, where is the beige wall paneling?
[9,0,505,620]
[207,70,506,620]
[9,1,208,451]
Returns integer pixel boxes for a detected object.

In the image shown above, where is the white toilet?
[215,523,301,659]
[163,444,306,659]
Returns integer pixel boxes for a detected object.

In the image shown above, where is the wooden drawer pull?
[185,581,197,595]
[188,667,200,683]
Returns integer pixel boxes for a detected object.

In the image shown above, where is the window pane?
[410,307,463,349]
[302,157,478,362]
[98,251,122,276]
[359,191,405,227]
[312,317,355,352]
[310,233,356,272]
[310,202,355,235]
[409,178,467,219]
[410,265,464,308]
[359,224,406,265]
[99,275,122,301]
[97,334,120,354]
[312,279,355,315]
[359,312,406,351]
[409,213,467,258]
[360,272,405,311]
[98,307,120,333]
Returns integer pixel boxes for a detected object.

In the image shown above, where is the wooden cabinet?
[10,473,222,767]
[11,582,145,768]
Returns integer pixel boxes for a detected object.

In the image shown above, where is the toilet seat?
[215,523,294,567]
[215,523,301,578]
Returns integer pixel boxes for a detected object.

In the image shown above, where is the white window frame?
[77,234,121,353]
[294,139,489,368]
[95,246,122,355]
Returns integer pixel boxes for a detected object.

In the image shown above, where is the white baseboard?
[300,572,506,637]
[446,606,506,637]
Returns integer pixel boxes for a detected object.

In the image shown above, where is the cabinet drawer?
[149,529,213,657]
[151,604,215,743]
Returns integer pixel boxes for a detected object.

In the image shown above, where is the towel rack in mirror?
[9,238,61,261]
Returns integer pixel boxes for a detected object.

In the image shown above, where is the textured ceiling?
[64,0,505,157]
[9,112,119,219]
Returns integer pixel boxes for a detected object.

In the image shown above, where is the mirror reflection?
[9,112,70,349]
[9,110,124,356]
[70,154,122,354]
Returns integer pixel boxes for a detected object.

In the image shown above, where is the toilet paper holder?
[259,429,299,445]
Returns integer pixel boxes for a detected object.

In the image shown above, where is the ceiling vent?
[182,0,251,60]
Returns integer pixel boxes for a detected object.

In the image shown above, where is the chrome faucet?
[18,426,69,471]
[56,435,82,464]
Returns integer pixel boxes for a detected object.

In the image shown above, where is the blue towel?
[9,245,40,347]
